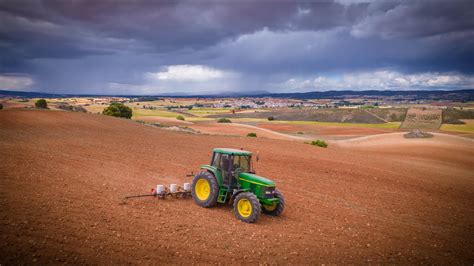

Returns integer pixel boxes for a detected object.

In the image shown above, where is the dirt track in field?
[134,116,194,126]
[1,109,473,264]
[189,122,309,141]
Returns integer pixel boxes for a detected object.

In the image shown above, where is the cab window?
[211,153,221,167]
[233,155,251,172]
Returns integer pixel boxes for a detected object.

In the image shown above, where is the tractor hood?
[239,173,275,187]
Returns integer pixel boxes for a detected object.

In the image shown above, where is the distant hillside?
[1,89,473,101]
[249,89,474,101]
[0,90,68,98]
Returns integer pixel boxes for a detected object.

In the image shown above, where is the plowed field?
[1,109,473,264]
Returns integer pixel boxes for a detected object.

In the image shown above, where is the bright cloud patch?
[0,74,34,90]
[146,65,231,82]
[283,71,474,91]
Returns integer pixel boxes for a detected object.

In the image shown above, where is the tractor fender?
[230,188,250,204]
[200,165,222,186]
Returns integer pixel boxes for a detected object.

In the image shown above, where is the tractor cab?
[210,148,254,187]
[191,148,285,223]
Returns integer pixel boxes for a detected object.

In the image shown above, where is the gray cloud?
[0,0,473,94]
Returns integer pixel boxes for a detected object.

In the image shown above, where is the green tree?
[35,99,48,109]
[176,115,185,121]
[102,102,133,119]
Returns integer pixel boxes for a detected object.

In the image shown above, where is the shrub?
[35,99,48,109]
[247,132,257,137]
[267,116,275,121]
[102,102,132,119]
[57,103,86,113]
[176,115,185,121]
[297,131,304,134]
[310,139,328,148]
[217,117,232,123]
[0,103,3,110]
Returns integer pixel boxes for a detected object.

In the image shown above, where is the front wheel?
[262,189,285,216]
[233,192,261,223]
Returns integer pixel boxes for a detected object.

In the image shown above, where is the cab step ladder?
[217,188,228,203]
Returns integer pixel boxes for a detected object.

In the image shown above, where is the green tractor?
[191,148,285,223]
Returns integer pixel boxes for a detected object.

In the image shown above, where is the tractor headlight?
[263,187,275,198]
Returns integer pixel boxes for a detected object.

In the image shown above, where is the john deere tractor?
[191,148,284,223]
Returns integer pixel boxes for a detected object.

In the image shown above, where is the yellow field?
[440,120,474,134]
[185,117,214,122]
[208,117,401,129]
[186,108,232,117]
[82,105,106,113]
[9,98,35,105]
[131,108,181,118]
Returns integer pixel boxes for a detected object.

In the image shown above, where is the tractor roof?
[213,148,252,156]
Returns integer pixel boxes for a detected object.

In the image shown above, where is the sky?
[0,0,473,95]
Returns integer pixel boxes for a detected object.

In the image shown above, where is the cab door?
[220,154,234,186]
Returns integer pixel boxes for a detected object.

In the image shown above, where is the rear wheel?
[191,171,219,208]
[233,192,261,223]
[262,189,285,216]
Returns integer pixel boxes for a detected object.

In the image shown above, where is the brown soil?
[0,101,29,109]
[1,109,473,264]
[189,122,308,141]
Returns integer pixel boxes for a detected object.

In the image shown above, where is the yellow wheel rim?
[263,203,277,212]
[237,199,252,218]
[195,179,210,201]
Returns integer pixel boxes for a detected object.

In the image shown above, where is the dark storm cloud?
[352,1,474,39]
[1,0,367,57]
[0,0,473,93]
